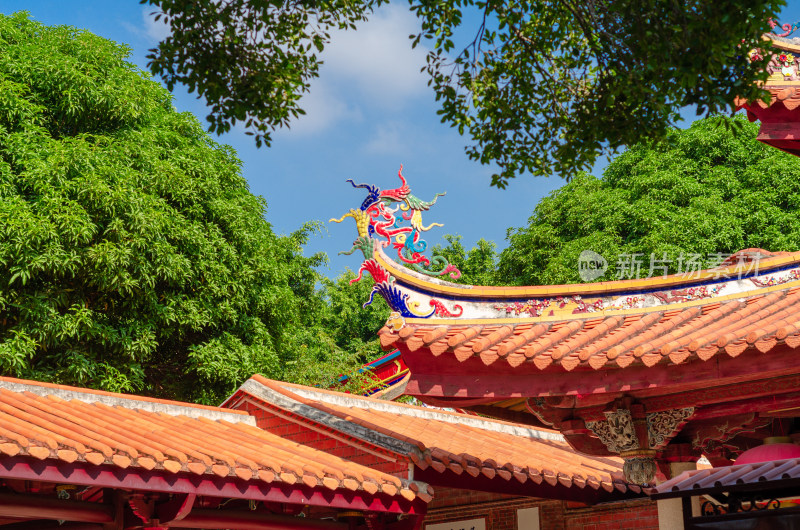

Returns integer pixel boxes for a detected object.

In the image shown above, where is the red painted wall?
[236,399,409,477]
[428,488,519,509]
[564,499,658,530]
[424,488,658,530]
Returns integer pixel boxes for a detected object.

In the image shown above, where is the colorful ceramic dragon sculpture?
[330,166,462,320]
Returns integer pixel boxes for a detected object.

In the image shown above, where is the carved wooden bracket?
[648,407,695,449]
[587,406,695,451]
[586,409,639,453]
[585,404,695,484]
[525,397,562,428]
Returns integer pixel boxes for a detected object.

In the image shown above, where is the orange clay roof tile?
[448,327,483,348]
[0,377,426,503]
[241,378,633,494]
[472,325,514,354]
[382,285,800,372]
[552,316,622,361]
[379,333,399,349]
[496,323,550,357]
[787,334,800,348]
[777,321,800,340]
[0,443,20,457]
[422,327,449,345]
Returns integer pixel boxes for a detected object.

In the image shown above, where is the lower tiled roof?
[0,377,429,502]
[653,458,800,498]
[236,376,638,495]
[381,286,800,371]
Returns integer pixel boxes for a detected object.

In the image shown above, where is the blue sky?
[4,2,800,277]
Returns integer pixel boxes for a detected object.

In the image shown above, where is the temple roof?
[380,283,800,372]
[0,376,425,504]
[226,376,641,501]
[733,34,800,155]
[332,173,800,403]
[332,173,800,475]
[374,248,800,375]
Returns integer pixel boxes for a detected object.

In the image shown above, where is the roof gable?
[0,376,430,507]
[230,376,641,503]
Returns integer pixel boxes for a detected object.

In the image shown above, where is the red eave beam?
[0,492,113,523]
[0,519,106,530]
[400,343,800,399]
[0,457,426,516]
[0,493,427,530]
[0,492,349,530]
[168,509,348,530]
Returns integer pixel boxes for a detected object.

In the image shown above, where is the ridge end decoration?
[332,169,800,324]
[330,166,462,321]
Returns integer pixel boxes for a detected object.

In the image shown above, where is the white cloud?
[363,122,411,155]
[285,5,428,136]
[320,5,429,107]
[142,7,171,42]
[289,81,363,136]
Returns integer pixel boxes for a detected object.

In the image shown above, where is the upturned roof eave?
[376,246,800,302]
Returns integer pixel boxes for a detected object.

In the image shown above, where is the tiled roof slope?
[381,285,800,371]
[234,376,637,496]
[652,457,800,498]
[0,376,427,502]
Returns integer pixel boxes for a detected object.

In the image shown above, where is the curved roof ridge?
[251,375,564,443]
[768,34,800,53]
[379,246,800,299]
[331,171,800,324]
[371,246,800,326]
[0,376,253,424]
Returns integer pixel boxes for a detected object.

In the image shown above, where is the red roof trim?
[231,391,407,464]
[414,466,641,504]
[400,342,800,399]
[0,455,425,514]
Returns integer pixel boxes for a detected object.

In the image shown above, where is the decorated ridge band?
[331,169,800,327]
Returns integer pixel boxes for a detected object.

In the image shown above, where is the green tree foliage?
[0,13,333,403]
[431,235,500,286]
[496,116,800,285]
[143,0,380,146]
[415,0,781,187]
[321,270,389,353]
[290,270,390,393]
[143,0,782,184]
